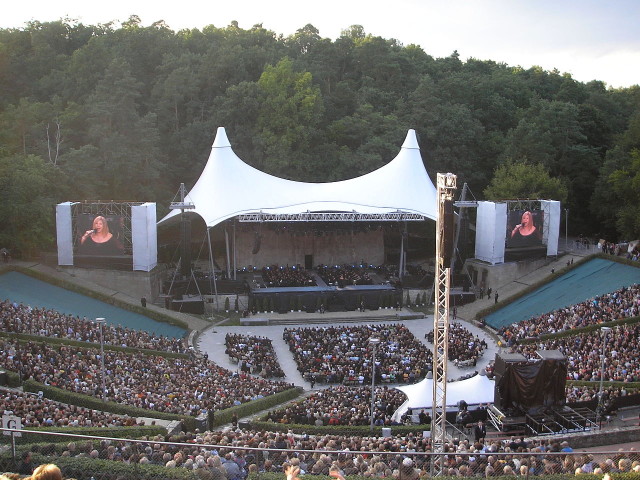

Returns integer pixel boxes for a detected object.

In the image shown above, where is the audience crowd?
[426,322,487,366]
[225,334,285,378]
[261,265,316,288]
[9,429,640,479]
[0,338,293,416]
[264,386,407,427]
[497,284,640,343]
[0,300,186,353]
[316,265,373,287]
[283,324,432,384]
[511,323,640,383]
[0,389,143,428]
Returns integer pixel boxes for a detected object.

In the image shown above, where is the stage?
[250,282,401,313]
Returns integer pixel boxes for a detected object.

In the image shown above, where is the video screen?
[506,209,544,249]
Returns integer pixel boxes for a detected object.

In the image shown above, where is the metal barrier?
[2,427,640,479]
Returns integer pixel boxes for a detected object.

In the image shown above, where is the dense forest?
[0,17,639,257]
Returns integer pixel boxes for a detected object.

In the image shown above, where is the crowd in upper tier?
[283,324,432,384]
[0,338,293,417]
[497,284,639,343]
[512,322,640,383]
[0,299,186,353]
[225,333,285,378]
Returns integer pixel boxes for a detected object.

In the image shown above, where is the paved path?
[197,312,498,390]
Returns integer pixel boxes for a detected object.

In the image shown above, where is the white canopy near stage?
[391,374,496,422]
[159,127,438,228]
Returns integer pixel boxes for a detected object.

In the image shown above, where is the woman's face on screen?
[93,217,105,232]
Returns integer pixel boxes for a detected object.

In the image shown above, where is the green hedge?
[211,387,303,427]
[0,452,200,480]
[517,316,640,345]
[476,253,640,322]
[475,254,593,321]
[0,425,165,444]
[0,331,189,359]
[22,379,196,430]
[19,378,301,434]
[1,369,22,388]
[0,264,188,331]
[249,420,429,437]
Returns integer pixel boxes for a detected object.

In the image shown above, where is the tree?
[483,159,568,202]
[0,153,64,256]
[607,148,640,240]
[257,57,323,179]
[75,58,166,199]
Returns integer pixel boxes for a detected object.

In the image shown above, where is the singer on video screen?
[78,215,124,256]
[507,210,543,248]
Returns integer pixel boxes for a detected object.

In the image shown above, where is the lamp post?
[369,337,381,432]
[96,317,106,402]
[565,208,569,251]
[597,326,612,422]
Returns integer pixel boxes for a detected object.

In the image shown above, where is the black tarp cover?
[497,359,567,412]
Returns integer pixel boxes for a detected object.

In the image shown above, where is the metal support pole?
[369,337,380,432]
[597,326,612,423]
[432,173,456,476]
[96,317,106,402]
[206,228,220,311]
[565,209,569,251]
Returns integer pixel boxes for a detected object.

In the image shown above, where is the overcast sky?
[3,0,639,88]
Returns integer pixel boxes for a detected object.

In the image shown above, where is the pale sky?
[3,0,639,88]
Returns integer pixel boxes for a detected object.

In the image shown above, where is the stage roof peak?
[159,128,438,228]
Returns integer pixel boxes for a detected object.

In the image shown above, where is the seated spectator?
[283,323,431,385]
[0,299,186,353]
[225,334,285,378]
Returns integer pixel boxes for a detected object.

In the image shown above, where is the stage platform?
[240,307,425,326]
[250,282,402,313]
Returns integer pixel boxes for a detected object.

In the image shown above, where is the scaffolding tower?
[431,173,457,475]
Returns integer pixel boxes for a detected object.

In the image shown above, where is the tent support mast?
[225,228,232,280]
[431,173,456,476]
[233,221,237,281]
[398,224,405,282]
[206,227,219,311]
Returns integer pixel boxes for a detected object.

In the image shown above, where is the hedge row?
[0,452,200,480]
[0,331,188,359]
[249,420,429,437]
[0,425,166,444]
[16,377,302,434]
[21,379,196,430]
[475,254,594,321]
[210,387,304,428]
[0,264,188,331]
[476,253,640,322]
[516,315,640,345]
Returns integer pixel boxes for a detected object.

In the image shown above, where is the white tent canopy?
[159,127,437,228]
[392,374,496,422]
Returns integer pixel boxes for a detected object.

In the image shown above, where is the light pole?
[597,326,612,422]
[369,337,381,432]
[96,317,106,402]
[565,208,569,251]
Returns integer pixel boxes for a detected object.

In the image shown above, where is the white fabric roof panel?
[159,127,437,228]
[391,374,496,421]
